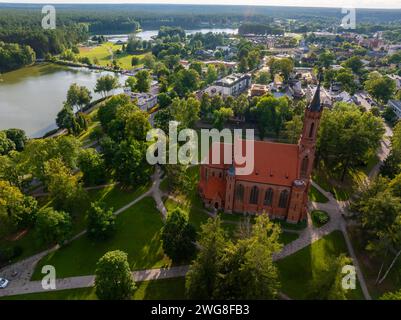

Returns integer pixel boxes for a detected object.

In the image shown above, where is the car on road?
[0,278,9,289]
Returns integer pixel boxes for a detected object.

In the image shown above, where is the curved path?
[0,166,167,297]
[0,168,370,299]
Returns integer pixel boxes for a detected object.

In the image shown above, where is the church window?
[235,184,244,202]
[264,188,274,206]
[279,190,289,208]
[249,186,259,204]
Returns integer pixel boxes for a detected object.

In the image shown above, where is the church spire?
[308,71,323,113]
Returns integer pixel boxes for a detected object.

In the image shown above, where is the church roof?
[204,140,300,187]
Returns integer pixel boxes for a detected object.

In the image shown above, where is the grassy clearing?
[312,153,378,201]
[277,230,365,300]
[163,165,210,230]
[348,226,401,299]
[308,185,329,203]
[31,197,169,280]
[0,277,186,300]
[79,42,145,70]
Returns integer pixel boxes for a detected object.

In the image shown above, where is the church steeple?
[298,72,323,180]
[308,79,322,112]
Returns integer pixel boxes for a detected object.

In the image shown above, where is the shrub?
[311,210,330,227]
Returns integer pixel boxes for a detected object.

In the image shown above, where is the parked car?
[0,278,9,289]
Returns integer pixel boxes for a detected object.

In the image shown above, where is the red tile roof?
[203,140,300,187]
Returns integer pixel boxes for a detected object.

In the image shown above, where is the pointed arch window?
[309,122,315,138]
[264,188,274,206]
[235,184,244,203]
[249,186,259,205]
[301,156,309,177]
[279,190,289,208]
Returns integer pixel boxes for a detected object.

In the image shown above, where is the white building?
[389,100,401,119]
[124,88,158,111]
[204,73,251,97]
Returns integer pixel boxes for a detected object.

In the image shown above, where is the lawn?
[308,185,329,203]
[163,165,210,230]
[31,197,170,280]
[79,42,145,70]
[277,230,365,300]
[0,277,186,300]
[312,153,379,201]
[348,225,401,299]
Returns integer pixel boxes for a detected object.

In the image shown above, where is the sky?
[0,0,400,9]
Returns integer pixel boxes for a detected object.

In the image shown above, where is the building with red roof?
[198,79,323,223]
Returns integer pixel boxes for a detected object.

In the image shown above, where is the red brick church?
[198,82,323,223]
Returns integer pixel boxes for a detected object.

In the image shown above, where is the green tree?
[214,214,282,299]
[251,96,290,139]
[43,158,85,212]
[189,61,203,76]
[131,56,141,66]
[364,72,396,103]
[186,217,227,299]
[343,56,364,74]
[255,71,271,85]
[161,208,196,262]
[318,50,335,68]
[56,103,82,135]
[66,83,92,112]
[0,131,15,156]
[0,180,38,234]
[112,139,148,186]
[125,76,137,91]
[308,254,352,300]
[4,129,27,152]
[35,207,72,245]
[170,96,200,129]
[78,148,107,186]
[206,64,218,84]
[213,107,234,130]
[134,70,151,92]
[173,69,200,97]
[284,115,303,143]
[95,75,119,97]
[157,92,172,109]
[87,201,116,240]
[317,102,384,181]
[95,250,136,300]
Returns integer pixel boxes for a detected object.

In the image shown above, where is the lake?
[105,27,238,42]
[0,63,128,138]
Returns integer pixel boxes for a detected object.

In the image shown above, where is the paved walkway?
[0,166,168,297]
[273,181,371,300]
[0,266,189,297]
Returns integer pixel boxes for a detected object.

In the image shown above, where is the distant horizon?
[0,1,400,10]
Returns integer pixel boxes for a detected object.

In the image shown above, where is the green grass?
[0,183,150,267]
[79,43,145,70]
[163,165,210,230]
[0,277,185,300]
[279,232,299,245]
[348,226,401,299]
[308,185,329,203]
[312,153,379,201]
[31,197,169,280]
[277,230,365,300]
